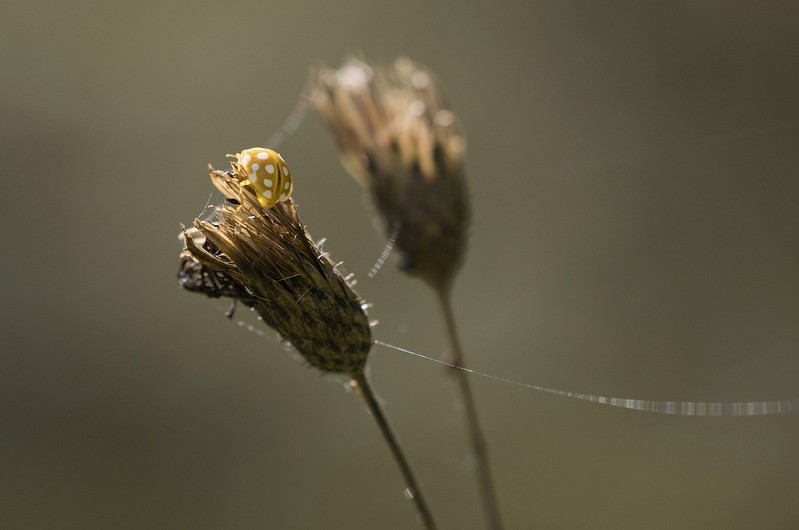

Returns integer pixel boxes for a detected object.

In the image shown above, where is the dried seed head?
[312,57,470,293]
[179,165,372,375]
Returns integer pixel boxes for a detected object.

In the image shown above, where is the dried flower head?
[313,57,470,293]
[179,164,372,374]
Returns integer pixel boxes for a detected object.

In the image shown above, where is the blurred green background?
[2,2,798,528]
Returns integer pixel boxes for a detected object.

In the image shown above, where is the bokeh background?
[3,2,799,528]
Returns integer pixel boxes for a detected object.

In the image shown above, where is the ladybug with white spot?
[229,147,293,208]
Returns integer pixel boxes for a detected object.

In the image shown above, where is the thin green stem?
[437,288,503,530]
[351,371,437,530]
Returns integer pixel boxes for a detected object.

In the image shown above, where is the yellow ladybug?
[230,147,293,208]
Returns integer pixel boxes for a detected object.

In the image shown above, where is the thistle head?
[179,164,372,375]
[312,57,470,293]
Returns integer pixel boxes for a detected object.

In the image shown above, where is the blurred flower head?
[313,57,470,293]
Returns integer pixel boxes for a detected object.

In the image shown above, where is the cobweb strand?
[374,340,799,417]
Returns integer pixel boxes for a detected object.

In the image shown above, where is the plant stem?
[437,288,504,530]
[351,371,437,529]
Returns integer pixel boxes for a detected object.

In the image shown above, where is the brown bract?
[313,57,470,293]
[178,230,258,309]
[180,166,372,375]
